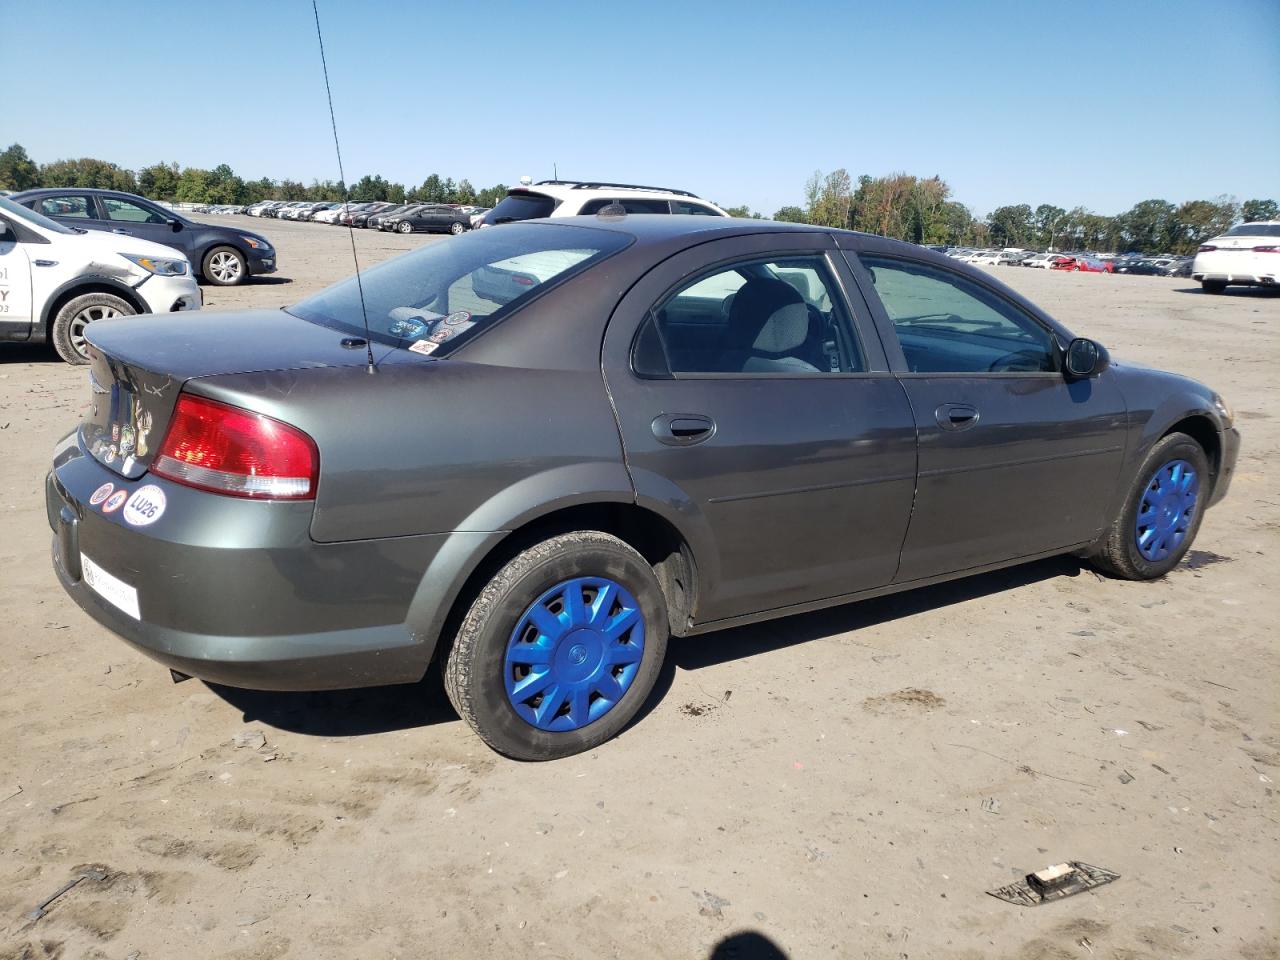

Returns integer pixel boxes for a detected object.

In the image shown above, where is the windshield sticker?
[444,310,471,325]
[428,329,454,343]
[102,489,128,513]
[408,340,439,356]
[389,318,426,338]
[123,485,167,527]
[89,482,115,506]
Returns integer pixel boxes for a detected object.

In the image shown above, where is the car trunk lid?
[80,309,394,479]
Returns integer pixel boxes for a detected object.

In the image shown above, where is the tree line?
[768,169,1276,255]
[1,143,1274,255]
[0,143,510,210]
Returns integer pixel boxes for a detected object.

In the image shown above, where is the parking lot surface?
[2,217,1277,959]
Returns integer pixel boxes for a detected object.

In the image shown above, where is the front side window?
[860,255,1057,374]
[636,256,863,375]
[287,222,631,355]
[102,197,167,223]
[37,195,93,219]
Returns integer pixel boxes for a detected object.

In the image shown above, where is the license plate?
[81,553,140,619]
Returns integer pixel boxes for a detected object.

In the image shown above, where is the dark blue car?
[11,188,276,286]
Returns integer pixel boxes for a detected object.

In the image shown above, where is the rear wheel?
[1088,432,1210,580]
[444,531,669,760]
[1202,280,1227,294]
[51,292,134,365]
[202,246,247,286]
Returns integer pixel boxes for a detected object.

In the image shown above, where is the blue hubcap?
[504,577,646,732]
[1135,458,1199,563]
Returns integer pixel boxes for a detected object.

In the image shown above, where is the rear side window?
[487,192,557,224]
[636,256,863,376]
[36,195,93,218]
[579,198,672,215]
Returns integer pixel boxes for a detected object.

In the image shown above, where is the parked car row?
[939,246,1196,278]
[237,199,485,235]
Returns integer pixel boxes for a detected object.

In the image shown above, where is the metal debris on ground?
[987,861,1119,906]
[24,867,109,921]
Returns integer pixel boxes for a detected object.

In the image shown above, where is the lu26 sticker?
[123,485,167,527]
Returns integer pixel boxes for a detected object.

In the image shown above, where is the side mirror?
[0,219,13,242]
[167,218,181,231]
[1065,337,1109,378]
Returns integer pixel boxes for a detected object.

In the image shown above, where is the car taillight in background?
[1253,245,1280,254]
[1198,245,1218,252]
[151,394,318,499]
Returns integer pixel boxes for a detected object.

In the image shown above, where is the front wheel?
[1088,432,1210,580]
[202,246,247,286]
[51,292,135,364]
[398,221,413,234]
[449,220,466,236]
[444,531,669,760]
[1202,280,1227,294]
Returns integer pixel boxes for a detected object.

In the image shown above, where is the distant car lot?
[1,215,1276,958]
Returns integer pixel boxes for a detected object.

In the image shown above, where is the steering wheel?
[988,349,1048,373]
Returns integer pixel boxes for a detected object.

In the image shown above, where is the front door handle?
[111,228,132,235]
[936,402,980,431]
[652,413,716,446]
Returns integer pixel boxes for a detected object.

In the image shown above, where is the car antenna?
[311,0,375,374]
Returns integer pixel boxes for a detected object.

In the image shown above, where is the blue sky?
[3,0,1277,216]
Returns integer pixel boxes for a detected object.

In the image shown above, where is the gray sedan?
[47,216,1240,760]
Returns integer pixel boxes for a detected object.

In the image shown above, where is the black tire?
[449,220,466,236]
[1088,432,1211,580]
[1202,280,1227,294]
[202,246,247,286]
[443,531,669,761]
[51,291,135,365]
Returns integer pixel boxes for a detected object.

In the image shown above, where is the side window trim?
[630,250,871,380]
[845,251,1063,376]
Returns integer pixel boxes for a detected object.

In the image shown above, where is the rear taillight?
[1253,245,1280,253]
[1198,244,1218,252]
[151,394,318,499]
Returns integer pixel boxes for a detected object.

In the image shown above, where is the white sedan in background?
[968,250,1002,266]
[1193,221,1280,293]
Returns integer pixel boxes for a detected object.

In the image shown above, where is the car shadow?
[1172,285,1280,297]
[208,555,1084,741]
[708,931,789,959]
[0,343,61,365]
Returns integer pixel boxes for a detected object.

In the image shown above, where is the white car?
[0,196,200,364]
[1023,253,1056,269]
[476,180,727,227]
[968,251,1002,266]
[1192,221,1280,293]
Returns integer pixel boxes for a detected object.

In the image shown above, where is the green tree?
[773,205,807,223]
[722,205,760,218]
[350,174,391,201]
[987,203,1034,247]
[39,157,136,192]
[174,167,213,203]
[1119,199,1176,253]
[206,163,246,204]
[387,182,406,204]
[454,179,477,204]
[0,143,40,191]
[474,184,507,207]
[137,162,181,200]
[278,179,308,200]
[1241,198,1278,223]
[1172,197,1239,253]
[1033,204,1066,250]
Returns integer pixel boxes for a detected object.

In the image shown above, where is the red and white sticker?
[101,490,128,513]
[89,482,115,506]
[408,340,438,356]
[123,484,166,527]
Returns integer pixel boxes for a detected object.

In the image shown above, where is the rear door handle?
[652,413,716,446]
[936,402,980,431]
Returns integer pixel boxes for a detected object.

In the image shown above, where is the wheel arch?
[405,493,705,681]
[40,276,146,342]
[1163,413,1222,488]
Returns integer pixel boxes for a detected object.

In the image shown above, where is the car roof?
[527,213,833,242]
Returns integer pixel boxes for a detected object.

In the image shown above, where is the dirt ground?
[1,217,1277,960]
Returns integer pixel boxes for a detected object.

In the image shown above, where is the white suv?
[476,180,727,226]
[0,196,201,364]
[1192,221,1280,293]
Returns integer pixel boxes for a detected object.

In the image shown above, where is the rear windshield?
[486,191,557,224]
[1224,223,1280,238]
[286,222,631,356]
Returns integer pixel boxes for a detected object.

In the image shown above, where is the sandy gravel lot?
[1,217,1277,960]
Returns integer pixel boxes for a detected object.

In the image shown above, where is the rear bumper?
[47,434,446,691]
[1192,253,1278,285]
